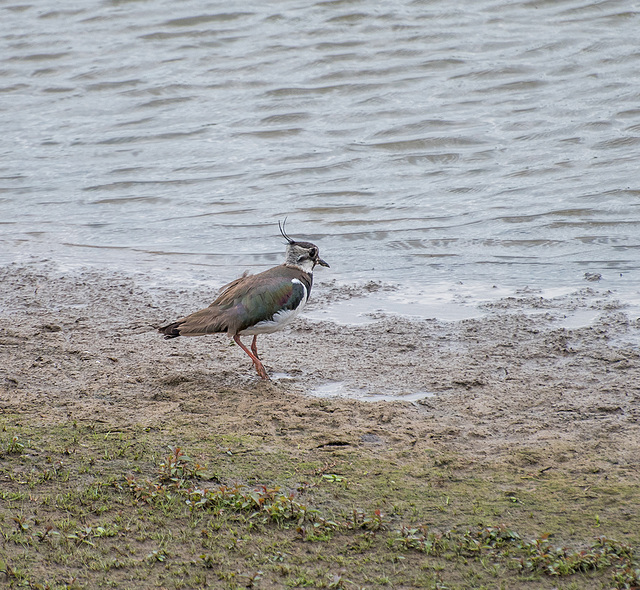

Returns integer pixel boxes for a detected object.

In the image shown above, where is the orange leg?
[233,335,269,380]
[251,335,259,359]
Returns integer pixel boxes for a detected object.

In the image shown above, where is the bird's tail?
[159,321,183,339]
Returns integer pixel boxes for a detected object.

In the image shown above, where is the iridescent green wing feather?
[166,266,311,337]
[232,276,306,332]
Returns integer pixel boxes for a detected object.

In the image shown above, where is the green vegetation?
[0,417,638,589]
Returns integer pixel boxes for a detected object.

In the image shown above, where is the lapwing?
[159,221,329,380]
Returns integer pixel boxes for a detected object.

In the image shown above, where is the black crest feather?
[279,218,295,244]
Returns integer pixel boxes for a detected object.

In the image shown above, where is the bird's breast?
[238,278,307,336]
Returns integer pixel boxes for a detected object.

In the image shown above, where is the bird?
[159,221,329,380]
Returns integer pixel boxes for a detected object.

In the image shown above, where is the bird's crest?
[279,217,296,245]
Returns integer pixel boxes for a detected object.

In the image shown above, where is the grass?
[0,416,638,589]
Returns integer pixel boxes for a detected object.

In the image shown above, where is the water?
[2,0,640,307]
[309,381,435,403]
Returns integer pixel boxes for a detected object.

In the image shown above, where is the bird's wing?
[218,274,307,333]
[169,272,307,336]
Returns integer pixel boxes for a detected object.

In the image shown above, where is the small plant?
[327,572,354,589]
[345,508,388,531]
[362,508,387,531]
[146,549,167,563]
[392,524,640,589]
[322,473,346,483]
[241,569,263,588]
[36,525,59,543]
[0,561,21,583]
[67,526,96,547]
[393,525,448,555]
[12,514,30,532]
[612,564,640,589]
[186,484,328,530]
[199,554,217,569]
[6,436,25,454]
[123,446,205,504]
[157,446,204,485]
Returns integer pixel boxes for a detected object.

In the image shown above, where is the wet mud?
[1,262,639,480]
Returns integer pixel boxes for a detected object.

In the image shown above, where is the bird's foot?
[233,335,269,380]
[254,361,270,381]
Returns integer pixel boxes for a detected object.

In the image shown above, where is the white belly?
[239,304,304,335]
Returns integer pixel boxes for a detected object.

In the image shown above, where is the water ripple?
[1,0,639,292]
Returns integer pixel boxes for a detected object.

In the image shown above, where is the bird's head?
[279,219,330,273]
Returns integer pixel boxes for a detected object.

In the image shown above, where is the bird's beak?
[317,258,330,268]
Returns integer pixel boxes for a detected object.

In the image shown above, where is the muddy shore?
[1,261,639,481]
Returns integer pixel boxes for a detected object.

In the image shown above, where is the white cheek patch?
[294,258,315,273]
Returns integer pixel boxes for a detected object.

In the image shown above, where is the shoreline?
[1,260,639,475]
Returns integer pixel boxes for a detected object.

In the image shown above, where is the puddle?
[309,381,352,396]
[309,381,435,403]
[271,372,295,381]
[554,309,601,329]
[306,281,640,328]
[361,391,436,403]
[304,301,379,325]
[305,294,482,325]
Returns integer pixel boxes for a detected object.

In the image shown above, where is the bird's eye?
[309,248,317,258]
